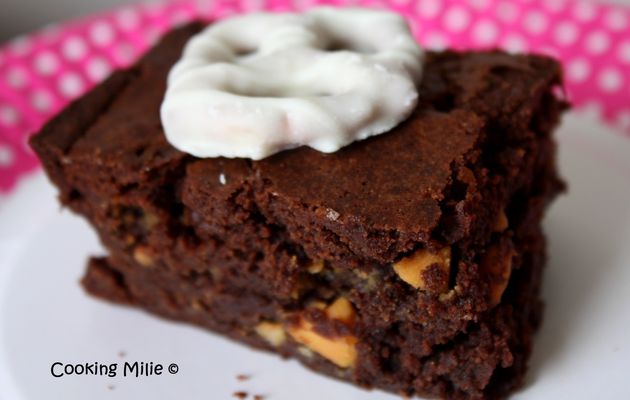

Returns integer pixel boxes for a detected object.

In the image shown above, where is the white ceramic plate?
[1,112,629,400]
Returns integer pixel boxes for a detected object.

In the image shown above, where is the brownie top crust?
[256,110,481,236]
[32,23,564,263]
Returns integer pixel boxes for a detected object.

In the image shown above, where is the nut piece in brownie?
[31,23,566,400]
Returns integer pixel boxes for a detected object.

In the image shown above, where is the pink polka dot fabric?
[1,0,629,193]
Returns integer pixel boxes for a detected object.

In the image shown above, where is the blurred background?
[2,0,630,41]
[1,0,131,41]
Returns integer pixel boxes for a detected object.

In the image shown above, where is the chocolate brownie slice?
[30,23,566,400]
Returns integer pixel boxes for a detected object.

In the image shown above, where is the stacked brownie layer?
[31,24,566,400]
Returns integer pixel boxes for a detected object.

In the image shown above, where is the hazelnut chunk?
[325,297,356,326]
[392,247,451,291]
[307,300,327,310]
[191,299,203,311]
[307,260,325,274]
[255,322,286,347]
[481,243,515,306]
[142,212,159,230]
[438,289,457,302]
[133,246,154,267]
[287,319,357,368]
[190,299,209,312]
[493,210,509,232]
[124,234,137,246]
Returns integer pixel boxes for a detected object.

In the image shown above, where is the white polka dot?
[31,90,53,112]
[116,7,141,31]
[424,32,449,51]
[40,24,61,42]
[58,72,85,98]
[5,68,27,89]
[468,0,489,10]
[214,5,238,18]
[585,30,611,55]
[86,57,112,82]
[406,19,420,36]
[114,43,136,65]
[0,145,15,167]
[604,10,628,32]
[543,0,567,13]
[376,0,391,9]
[416,0,442,19]
[523,10,548,34]
[62,36,88,61]
[443,6,470,33]
[573,1,597,22]
[194,0,213,17]
[496,1,518,23]
[171,10,193,27]
[242,0,265,11]
[90,22,115,47]
[9,36,31,56]
[538,46,560,59]
[144,27,162,45]
[553,21,579,46]
[567,58,591,83]
[472,20,498,46]
[501,35,528,54]
[0,106,19,126]
[294,0,318,9]
[618,41,630,64]
[598,68,623,93]
[34,51,60,76]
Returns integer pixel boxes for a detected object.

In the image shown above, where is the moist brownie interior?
[30,23,567,400]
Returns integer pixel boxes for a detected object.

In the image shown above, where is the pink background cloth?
[1,0,629,193]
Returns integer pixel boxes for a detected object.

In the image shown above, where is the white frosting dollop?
[160,7,424,160]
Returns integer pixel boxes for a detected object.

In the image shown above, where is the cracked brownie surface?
[31,23,567,400]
